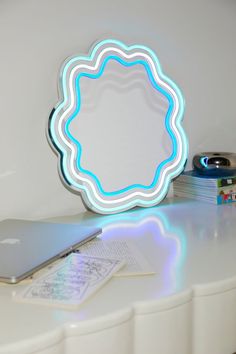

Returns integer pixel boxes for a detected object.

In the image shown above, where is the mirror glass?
[69,59,171,193]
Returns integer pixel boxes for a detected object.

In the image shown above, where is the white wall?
[0,0,235,219]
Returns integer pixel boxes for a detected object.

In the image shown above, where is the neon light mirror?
[48,39,187,214]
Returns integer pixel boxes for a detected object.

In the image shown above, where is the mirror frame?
[48,39,188,214]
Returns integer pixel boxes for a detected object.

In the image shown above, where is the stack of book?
[173,170,236,204]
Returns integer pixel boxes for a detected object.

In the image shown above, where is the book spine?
[174,190,236,204]
[176,172,236,188]
[217,190,236,204]
[217,177,236,188]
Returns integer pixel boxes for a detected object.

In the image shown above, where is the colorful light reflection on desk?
[53,207,187,322]
[48,39,187,214]
[95,208,186,295]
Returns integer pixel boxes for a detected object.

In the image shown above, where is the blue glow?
[200,156,208,168]
[64,55,177,196]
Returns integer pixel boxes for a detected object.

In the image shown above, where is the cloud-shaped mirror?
[48,39,187,214]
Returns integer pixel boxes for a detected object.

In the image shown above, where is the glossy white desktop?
[0,197,236,354]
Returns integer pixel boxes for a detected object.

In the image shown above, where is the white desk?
[1,198,236,354]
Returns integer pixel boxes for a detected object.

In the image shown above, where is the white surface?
[0,0,236,219]
[1,198,236,353]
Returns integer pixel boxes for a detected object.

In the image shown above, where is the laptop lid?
[0,219,102,284]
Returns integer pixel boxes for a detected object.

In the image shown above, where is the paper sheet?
[13,254,124,309]
[78,239,155,276]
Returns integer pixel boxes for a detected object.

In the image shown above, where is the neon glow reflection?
[95,208,186,294]
[48,39,187,214]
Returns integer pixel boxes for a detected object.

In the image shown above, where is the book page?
[78,239,155,276]
[13,254,124,309]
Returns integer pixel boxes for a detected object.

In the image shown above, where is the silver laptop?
[0,219,102,284]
